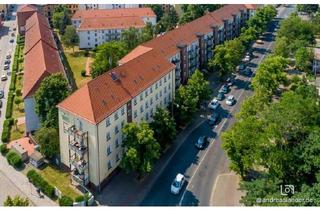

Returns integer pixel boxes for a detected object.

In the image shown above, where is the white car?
[171,173,185,195]
[208,98,220,110]
[1,74,7,81]
[243,55,250,62]
[226,95,236,106]
[6,54,11,59]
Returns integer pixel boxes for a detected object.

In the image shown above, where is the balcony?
[69,140,87,155]
[71,169,89,186]
[71,158,88,174]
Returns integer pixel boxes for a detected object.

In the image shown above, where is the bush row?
[59,195,73,206]
[0,143,8,155]
[1,118,13,143]
[27,170,55,199]
[6,151,23,168]
[5,92,14,119]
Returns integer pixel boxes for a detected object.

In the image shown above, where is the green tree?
[14,97,22,110]
[156,8,179,33]
[174,85,198,124]
[150,107,176,150]
[35,127,59,158]
[146,4,164,20]
[274,36,290,57]
[52,5,71,34]
[297,4,319,15]
[90,41,128,78]
[120,122,160,178]
[61,25,79,52]
[4,195,29,206]
[295,47,314,73]
[121,27,141,51]
[187,69,211,105]
[35,73,70,128]
[140,23,154,43]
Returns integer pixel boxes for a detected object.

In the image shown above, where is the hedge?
[75,195,85,202]
[6,151,23,168]
[5,92,14,119]
[27,170,55,199]
[59,195,74,206]
[0,144,8,155]
[1,118,13,143]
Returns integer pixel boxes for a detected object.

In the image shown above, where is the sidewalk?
[0,155,56,206]
[96,71,225,206]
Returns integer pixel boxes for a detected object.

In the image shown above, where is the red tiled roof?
[24,13,56,54]
[58,4,258,124]
[17,4,38,13]
[58,50,175,124]
[72,7,156,20]
[23,41,64,98]
[78,16,145,31]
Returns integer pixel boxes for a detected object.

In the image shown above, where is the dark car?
[238,63,246,71]
[216,92,224,101]
[5,60,11,65]
[0,90,4,99]
[0,100,3,108]
[221,85,229,94]
[10,39,14,43]
[195,136,208,150]
[226,77,235,87]
[208,112,220,126]
[243,67,253,77]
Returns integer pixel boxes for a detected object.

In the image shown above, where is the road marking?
[178,31,275,206]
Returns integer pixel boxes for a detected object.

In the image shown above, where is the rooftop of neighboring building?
[17,4,38,13]
[72,7,156,20]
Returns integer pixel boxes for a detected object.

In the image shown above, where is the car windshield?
[173,180,181,188]
[198,137,204,144]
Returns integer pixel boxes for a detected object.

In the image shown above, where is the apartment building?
[78,4,140,10]
[314,48,320,74]
[57,4,259,191]
[72,8,156,49]
[17,4,38,35]
[23,12,65,133]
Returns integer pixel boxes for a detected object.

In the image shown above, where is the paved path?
[85,57,92,76]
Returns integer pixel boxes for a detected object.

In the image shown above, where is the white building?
[71,8,156,49]
[57,4,259,191]
[79,4,140,10]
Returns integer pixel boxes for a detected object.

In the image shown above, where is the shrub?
[6,151,23,168]
[9,74,16,91]
[27,170,55,199]
[59,195,73,206]
[0,144,8,155]
[81,70,86,77]
[83,50,89,57]
[5,92,14,119]
[2,118,13,143]
[75,195,85,202]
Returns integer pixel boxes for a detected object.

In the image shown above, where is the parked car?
[5,60,11,65]
[195,136,208,150]
[226,95,236,106]
[9,39,14,43]
[0,90,4,99]
[0,100,3,108]
[171,173,185,195]
[256,39,264,44]
[208,98,220,110]
[208,112,220,126]
[4,64,9,70]
[226,77,234,87]
[243,55,250,62]
[221,85,229,94]
[238,63,246,71]
[216,92,224,101]
[243,67,253,77]
[6,54,11,59]
[1,74,8,81]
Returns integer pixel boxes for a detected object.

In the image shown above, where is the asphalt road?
[141,5,295,206]
[0,5,18,135]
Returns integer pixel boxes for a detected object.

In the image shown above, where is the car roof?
[228,95,234,99]
[176,173,184,181]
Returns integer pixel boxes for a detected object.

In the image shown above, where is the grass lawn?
[37,164,81,200]
[64,49,91,88]
[10,124,25,140]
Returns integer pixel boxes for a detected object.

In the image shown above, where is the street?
[0,5,17,135]
[141,5,295,206]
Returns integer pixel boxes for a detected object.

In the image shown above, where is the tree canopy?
[61,25,79,51]
[52,5,71,34]
[4,195,29,206]
[35,127,60,158]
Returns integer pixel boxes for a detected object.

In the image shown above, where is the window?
[115,139,119,148]
[88,37,90,40]
[107,146,112,156]
[168,73,171,79]
[164,97,167,104]
[145,101,149,109]
[150,86,153,93]
[145,89,148,97]
[133,98,137,105]
[88,42,90,46]
[95,33,97,37]
[160,90,162,97]
[121,120,125,128]
[150,109,154,117]
[164,76,167,83]
[87,31,90,34]
[115,126,119,134]
[140,94,143,101]
[160,79,162,86]
[164,86,167,94]
[146,112,149,121]
[169,83,171,90]
[106,132,111,141]
[95,38,98,42]
[108,160,112,170]
[169,93,171,100]
[116,154,120,162]
[106,118,111,127]
[156,93,159,100]
[140,106,144,113]
[114,112,119,120]
[134,110,137,118]
[156,83,158,89]
[150,97,153,105]
[121,107,125,116]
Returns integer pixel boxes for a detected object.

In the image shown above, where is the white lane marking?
[178,34,274,206]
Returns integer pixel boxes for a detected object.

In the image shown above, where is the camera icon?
[280,185,294,196]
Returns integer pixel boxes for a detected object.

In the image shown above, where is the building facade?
[78,4,140,10]
[71,8,156,49]
[58,4,259,191]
